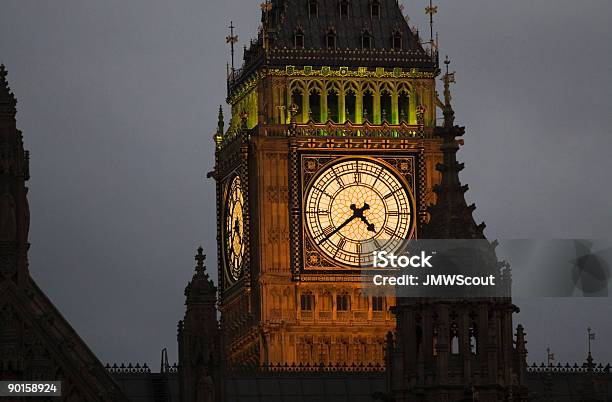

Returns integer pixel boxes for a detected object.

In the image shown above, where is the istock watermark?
[372,250,435,268]
[361,239,612,299]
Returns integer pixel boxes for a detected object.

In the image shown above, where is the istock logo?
[373,251,435,268]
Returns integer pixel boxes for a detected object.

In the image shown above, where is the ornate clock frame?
[288,136,427,280]
[215,131,251,296]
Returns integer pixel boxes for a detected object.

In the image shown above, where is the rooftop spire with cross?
[226,21,238,79]
[425,0,438,51]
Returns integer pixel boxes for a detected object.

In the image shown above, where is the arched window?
[345,89,356,123]
[450,323,460,355]
[326,30,337,49]
[381,90,392,123]
[399,90,410,123]
[370,0,380,18]
[415,325,423,354]
[309,88,321,122]
[300,291,314,311]
[362,31,373,50]
[327,88,339,122]
[469,323,478,354]
[362,89,374,122]
[339,0,349,18]
[393,31,402,51]
[309,0,318,17]
[336,292,350,311]
[294,29,305,48]
[291,88,303,122]
[372,296,384,311]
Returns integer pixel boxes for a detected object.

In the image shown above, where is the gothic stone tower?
[178,247,220,402]
[0,65,129,401]
[386,71,529,401]
[212,0,444,368]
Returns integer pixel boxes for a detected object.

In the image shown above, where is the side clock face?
[304,158,414,267]
[224,176,245,281]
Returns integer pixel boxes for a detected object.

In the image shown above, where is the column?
[339,91,346,123]
[302,89,309,123]
[373,89,381,124]
[356,91,363,124]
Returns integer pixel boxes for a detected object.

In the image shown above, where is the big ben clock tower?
[211,0,443,368]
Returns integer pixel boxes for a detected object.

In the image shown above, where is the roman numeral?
[323,225,335,237]
[388,210,410,216]
[384,191,397,200]
[384,226,398,238]
[331,167,345,186]
[314,187,333,199]
[307,210,329,215]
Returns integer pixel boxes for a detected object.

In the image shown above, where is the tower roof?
[230,0,438,93]
[267,0,421,52]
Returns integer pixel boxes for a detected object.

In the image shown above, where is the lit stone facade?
[211,0,444,368]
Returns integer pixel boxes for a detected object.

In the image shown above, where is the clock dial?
[304,159,413,267]
[224,176,245,281]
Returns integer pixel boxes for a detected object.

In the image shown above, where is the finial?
[213,106,224,147]
[217,105,224,134]
[226,21,239,80]
[425,0,438,53]
[441,55,456,128]
[195,246,206,274]
[587,326,595,359]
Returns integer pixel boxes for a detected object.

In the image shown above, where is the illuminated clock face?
[304,159,413,267]
[224,176,245,281]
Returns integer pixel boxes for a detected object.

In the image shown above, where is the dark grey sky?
[1,0,611,367]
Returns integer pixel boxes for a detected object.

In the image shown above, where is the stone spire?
[0,64,30,285]
[178,246,220,402]
[185,246,216,304]
[420,57,486,240]
[213,106,224,149]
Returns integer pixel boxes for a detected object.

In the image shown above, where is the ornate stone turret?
[420,57,485,240]
[0,64,30,286]
[178,247,220,402]
[388,60,528,402]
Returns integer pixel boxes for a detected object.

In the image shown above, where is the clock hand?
[233,218,242,241]
[317,203,373,245]
[317,204,360,245]
[353,203,375,232]
[359,215,376,232]
[317,215,358,245]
